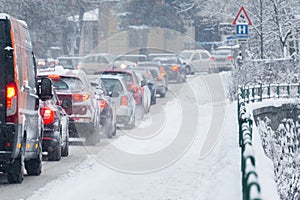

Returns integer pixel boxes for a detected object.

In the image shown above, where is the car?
[137,62,168,98]
[131,67,157,106]
[57,56,83,70]
[100,74,136,129]
[77,53,116,75]
[114,54,148,63]
[38,67,101,146]
[0,14,53,183]
[130,69,152,113]
[210,48,236,71]
[100,69,144,108]
[148,53,176,61]
[90,80,117,138]
[153,56,187,83]
[39,89,69,161]
[179,49,217,74]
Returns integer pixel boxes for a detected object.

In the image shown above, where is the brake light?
[72,94,90,101]
[157,76,163,81]
[159,67,166,77]
[6,82,18,122]
[120,96,128,106]
[41,107,55,125]
[171,65,179,72]
[99,99,107,108]
[130,84,139,93]
[210,57,216,61]
[227,56,234,61]
[48,74,61,81]
[141,86,145,93]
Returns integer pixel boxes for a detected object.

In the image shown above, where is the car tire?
[25,146,42,176]
[160,92,166,98]
[126,114,135,129]
[185,66,191,75]
[61,133,69,157]
[86,124,100,146]
[61,137,69,157]
[48,145,62,161]
[7,156,24,183]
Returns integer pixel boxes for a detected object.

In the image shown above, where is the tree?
[120,0,197,33]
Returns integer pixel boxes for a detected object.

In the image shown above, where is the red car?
[100,69,144,107]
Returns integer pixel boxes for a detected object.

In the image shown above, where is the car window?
[56,77,84,92]
[192,53,200,60]
[201,52,210,59]
[97,56,109,64]
[101,78,124,93]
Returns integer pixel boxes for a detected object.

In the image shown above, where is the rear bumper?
[42,130,61,152]
[68,121,95,138]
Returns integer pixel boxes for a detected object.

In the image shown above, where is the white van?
[179,49,217,74]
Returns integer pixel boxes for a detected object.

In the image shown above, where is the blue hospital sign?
[236,24,248,38]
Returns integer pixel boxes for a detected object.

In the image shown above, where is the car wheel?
[160,92,166,98]
[25,147,42,176]
[61,136,69,157]
[185,66,191,75]
[48,146,62,161]
[86,124,100,146]
[7,156,24,183]
[126,114,135,129]
[104,124,113,138]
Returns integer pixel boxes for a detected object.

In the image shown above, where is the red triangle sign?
[232,6,252,25]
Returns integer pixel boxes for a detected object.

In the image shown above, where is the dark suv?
[39,89,69,161]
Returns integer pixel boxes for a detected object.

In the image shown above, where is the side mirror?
[141,80,147,87]
[109,91,119,98]
[38,78,53,101]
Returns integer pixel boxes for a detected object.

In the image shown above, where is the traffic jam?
[20,52,190,182]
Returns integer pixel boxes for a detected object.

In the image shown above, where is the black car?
[153,56,187,83]
[90,80,117,138]
[40,90,70,161]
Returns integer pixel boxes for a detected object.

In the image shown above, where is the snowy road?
[0,72,241,200]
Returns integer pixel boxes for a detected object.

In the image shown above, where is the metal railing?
[237,82,297,200]
[238,82,300,199]
[238,101,262,200]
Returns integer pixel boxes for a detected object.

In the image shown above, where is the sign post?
[232,6,252,58]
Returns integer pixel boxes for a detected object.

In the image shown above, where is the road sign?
[232,6,252,25]
[236,24,248,38]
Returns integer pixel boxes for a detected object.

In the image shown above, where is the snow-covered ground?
[26,73,278,200]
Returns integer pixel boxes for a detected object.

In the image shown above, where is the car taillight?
[130,84,139,93]
[41,107,55,125]
[141,86,145,93]
[157,76,163,81]
[99,99,107,109]
[210,57,216,61]
[48,74,61,81]
[227,56,234,61]
[6,82,18,122]
[171,65,179,72]
[72,94,90,101]
[120,96,128,106]
[159,67,166,77]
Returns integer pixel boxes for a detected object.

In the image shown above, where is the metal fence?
[237,82,300,200]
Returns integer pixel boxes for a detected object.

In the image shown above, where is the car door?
[200,51,212,73]
[191,52,203,72]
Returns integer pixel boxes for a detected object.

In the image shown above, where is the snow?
[27,73,281,200]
